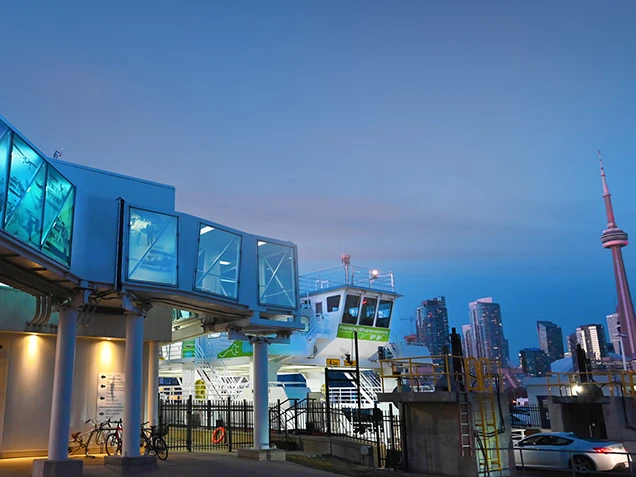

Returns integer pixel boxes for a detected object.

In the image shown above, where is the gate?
[159,397,254,451]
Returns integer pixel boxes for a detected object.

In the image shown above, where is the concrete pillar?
[147,341,159,427]
[252,339,270,449]
[123,312,144,457]
[47,306,79,460]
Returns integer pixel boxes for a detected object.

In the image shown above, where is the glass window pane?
[376,299,393,328]
[42,188,74,264]
[342,294,360,324]
[327,295,341,312]
[0,125,10,222]
[257,241,297,308]
[195,224,241,299]
[128,208,178,285]
[5,136,47,247]
[42,168,73,245]
[359,297,377,326]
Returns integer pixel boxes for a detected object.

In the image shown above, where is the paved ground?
[0,452,342,477]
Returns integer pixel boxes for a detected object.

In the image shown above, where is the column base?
[238,447,286,461]
[32,458,83,477]
[104,455,157,474]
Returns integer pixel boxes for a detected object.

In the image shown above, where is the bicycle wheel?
[105,433,121,456]
[152,436,168,460]
[68,440,82,455]
[95,429,107,446]
[140,434,152,456]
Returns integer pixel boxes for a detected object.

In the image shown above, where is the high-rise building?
[415,297,449,359]
[468,297,509,364]
[519,348,551,376]
[576,324,608,361]
[606,313,623,356]
[598,154,636,359]
[462,324,474,357]
[537,321,565,362]
[567,333,578,355]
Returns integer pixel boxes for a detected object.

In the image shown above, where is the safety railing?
[545,370,636,399]
[299,265,394,294]
[378,355,502,393]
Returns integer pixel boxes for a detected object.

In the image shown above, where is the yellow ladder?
[474,392,502,474]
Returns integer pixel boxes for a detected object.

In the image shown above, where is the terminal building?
[0,114,302,475]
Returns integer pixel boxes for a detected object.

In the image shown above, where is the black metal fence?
[510,405,550,429]
[159,397,254,451]
[160,396,405,470]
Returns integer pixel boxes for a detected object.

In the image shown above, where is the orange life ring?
[212,427,225,444]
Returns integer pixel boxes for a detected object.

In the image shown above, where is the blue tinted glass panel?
[195,225,241,299]
[5,136,47,247]
[0,125,11,223]
[128,208,178,285]
[42,188,74,264]
[42,167,73,244]
[257,241,297,308]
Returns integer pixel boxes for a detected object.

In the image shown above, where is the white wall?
[0,333,153,458]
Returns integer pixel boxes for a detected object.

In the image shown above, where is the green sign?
[217,341,253,359]
[182,340,196,358]
[337,324,390,342]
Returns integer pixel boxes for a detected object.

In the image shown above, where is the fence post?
[293,399,298,432]
[243,399,248,433]
[227,397,233,452]
[277,399,281,434]
[324,368,332,436]
[388,405,396,469]
[207,400,212,431]
[374,403,382,468]
[186,395,193,452]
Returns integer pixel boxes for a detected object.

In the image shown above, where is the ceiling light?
[258,241,266,246]
[200,226,215,235]
[219,261,231,265]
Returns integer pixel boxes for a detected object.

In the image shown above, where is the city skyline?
[1,2,636,359]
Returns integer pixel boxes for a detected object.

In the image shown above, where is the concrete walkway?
[0,452,341,477]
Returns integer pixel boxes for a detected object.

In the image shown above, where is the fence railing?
[160,396,405,470]
[509,405,550,429]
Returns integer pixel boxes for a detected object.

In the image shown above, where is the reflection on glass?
[342,294,360,324]
[359,297,377,326]
[41,188,74,264]
[257,241,297,308]
[376,299,393,328]
[0,125,11,223]
[327,295,341,312]
[128,208,178,285]
[42,167,73,244]
[195,224,241,299]
[5,137,47,247]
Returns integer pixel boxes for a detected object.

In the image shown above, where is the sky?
[1,1,636,363]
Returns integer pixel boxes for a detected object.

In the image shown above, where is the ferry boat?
[158,254,429,405]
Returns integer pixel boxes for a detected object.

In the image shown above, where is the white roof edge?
[51,158,176,191]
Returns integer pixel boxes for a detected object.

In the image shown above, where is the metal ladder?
[458,398,472,457]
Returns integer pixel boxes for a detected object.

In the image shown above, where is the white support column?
[147,341,159,427]
[252,338,270,450]
[123,312,144,457]
[47,306,79,460]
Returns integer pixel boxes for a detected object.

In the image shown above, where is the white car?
[514,432,630,472]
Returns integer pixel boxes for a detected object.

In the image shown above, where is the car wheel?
[571,455,596,473]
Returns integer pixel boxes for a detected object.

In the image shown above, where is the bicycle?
[140,421,169,460]
[68,418,112,458]
[105,419,123,456]
[105,420,168,460]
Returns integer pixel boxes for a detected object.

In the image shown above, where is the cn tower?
[599,151,636,360]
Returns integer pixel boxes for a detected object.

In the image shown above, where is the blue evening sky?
[1,1,636,363]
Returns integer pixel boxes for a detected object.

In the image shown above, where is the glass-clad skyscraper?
[468,297,509,364]
[536,321,564,362]
[415,296,449,362]
[519,348,551,376]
